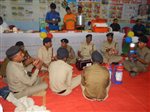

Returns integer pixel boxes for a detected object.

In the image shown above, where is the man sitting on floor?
[100,32,122,64]
[0,41,34,81]
[81,51,111,101]
[78,34,96,60]
[6,46,48,99]
[60,38,76,64]
[123,36,150,77]
[38,38,54,72]
[48,47,81,96]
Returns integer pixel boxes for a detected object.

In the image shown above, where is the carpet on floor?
[0,65,149,112]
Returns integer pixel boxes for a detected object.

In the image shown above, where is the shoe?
[130,71,137,77]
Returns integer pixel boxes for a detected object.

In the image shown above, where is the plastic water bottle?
[114,63,124,84]
[0,104,3,112]
[105,64,112,80]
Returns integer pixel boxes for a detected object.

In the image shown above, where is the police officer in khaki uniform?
[78,34,96,60]
[101,32,122,64]
[123,36,150,77]
[6,46,48,99]
[0,41,33,79]
[38,38,53,71]
[60,38,76,64]
[81,51,111,101]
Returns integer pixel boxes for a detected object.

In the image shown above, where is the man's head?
[6,46,24,62]
[138,36,148,49]
[43,38,52,48]
[136,19,142,25]
[91,51,103,64]
[15,41,25,50]
[113,18,118,24]
[86,34,92,44]
[106,32,114,43]
[50,3,56,11]
[66,7,71,14]
[78,6,82,14]
[57,47,69,60]
[61,38,69,48]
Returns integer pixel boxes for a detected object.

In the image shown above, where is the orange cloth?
[64,14,76,30]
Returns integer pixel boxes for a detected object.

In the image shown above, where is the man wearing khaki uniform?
[60,38,76,64]
[81,51,111,101]
[101,32,122,64]
[49,47,81,96]
[6,46,48,99]
[78,34,96,60]
[38,38,53,71]
[123,36,150,77]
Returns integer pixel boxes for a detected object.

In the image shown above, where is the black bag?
[76,59,92,70]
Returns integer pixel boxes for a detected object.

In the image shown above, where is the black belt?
[13,91,19,94]
[57,90,66,94]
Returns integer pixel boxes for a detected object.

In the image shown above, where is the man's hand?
[33,59,43,69]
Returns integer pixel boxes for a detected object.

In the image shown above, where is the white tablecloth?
[0,32,125,60]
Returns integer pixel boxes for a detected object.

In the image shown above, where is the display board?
[0,0,149,30]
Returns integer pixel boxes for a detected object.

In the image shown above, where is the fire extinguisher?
[114,63,124,84]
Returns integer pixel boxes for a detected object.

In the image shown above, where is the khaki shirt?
[38,46,53,65]
[79,41,96,60]
[81,64,110,99]
[136,47,150,66]
[66,45,76,64]
[101,41,119,54]
[48,60,73,93]
[6,61,39,92]
[0,58,9,77]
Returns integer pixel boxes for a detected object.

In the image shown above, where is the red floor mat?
[0,65,150,112]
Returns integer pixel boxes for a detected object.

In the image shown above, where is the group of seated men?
[0,32,150,111]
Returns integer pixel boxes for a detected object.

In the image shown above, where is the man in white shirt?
[38,38,53,71]
[48,47,81,96]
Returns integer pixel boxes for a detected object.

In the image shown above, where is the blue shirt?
[45,11,60,30]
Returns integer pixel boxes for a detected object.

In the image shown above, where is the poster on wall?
[10,4,34,21]
[77,1,100,20]
[121,4,139,20]
[109,4,123,19]
[77,0,101,2]
[0,2,7,20]
[100,4,109,18]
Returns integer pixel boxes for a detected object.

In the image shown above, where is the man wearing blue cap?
[48,47,81,96]
[38,38,54,71]
[6,46,48,99]
[123,36,150,77]
[81,51,111,101]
